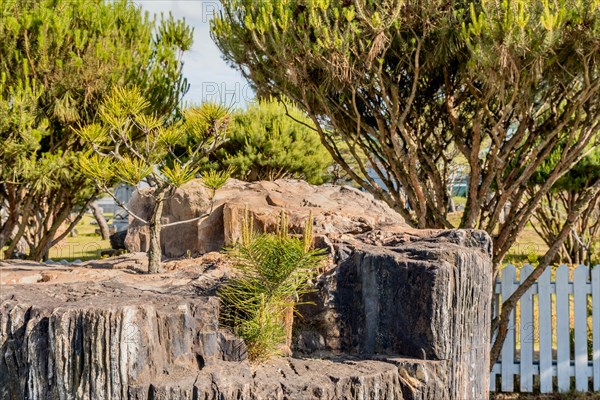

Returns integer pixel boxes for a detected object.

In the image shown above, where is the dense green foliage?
[77,87,230,273]
[206,99,334,185]
[211,0,600,265]
[0,0,193,260]
[219,213,325,361]
[536,148,600,194]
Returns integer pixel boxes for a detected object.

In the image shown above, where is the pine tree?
[0,0,192,260]
[207,98,334,185]
[218,211,326,361]
[77,87,230,274]
[211,0,600,265]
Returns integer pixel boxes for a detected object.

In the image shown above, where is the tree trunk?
[4,201,33,259]
[281,302,294,357]
[0,207,18,250]
[29,195,79,262]
[448,195,456,213]
[147,188,166,274]
[89,201,110,240]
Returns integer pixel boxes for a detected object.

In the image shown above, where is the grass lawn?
[47,213,112,262]
[48,235,110,262]
[504,223,549,265]
[1,218,111,262]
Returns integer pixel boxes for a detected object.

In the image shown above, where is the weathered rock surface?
[126,357,424,400]
[0,259,246,400]
[0,256,470,400]
[125,179,406,258]
[1,226,492,400]
[110,230,128,250]
[295,229,493,400]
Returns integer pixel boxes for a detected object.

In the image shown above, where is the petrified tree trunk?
[0,281,245,400]
[296,229,493,400]
[1,228,493,400]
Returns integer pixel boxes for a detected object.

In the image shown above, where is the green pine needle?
[218,212,326,362]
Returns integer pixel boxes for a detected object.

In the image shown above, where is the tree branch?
[490,177,600,369]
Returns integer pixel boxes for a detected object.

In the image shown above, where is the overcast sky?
[136,0,253,108]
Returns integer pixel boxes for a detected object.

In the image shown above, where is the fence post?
[574,265,589,391]
[537,267,553,393]
[490,282,500,392]
[501,265,517,392]
[520,264,535,392]
[556,265,571,392]
[592,265,600,391]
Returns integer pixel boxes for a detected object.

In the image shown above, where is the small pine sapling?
[218,210,326,362]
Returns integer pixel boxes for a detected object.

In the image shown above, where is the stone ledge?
[127,356,450,400]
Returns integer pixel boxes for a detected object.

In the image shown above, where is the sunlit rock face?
[296,229,493,400]
[0,265,245,400]
[125,179,406,258]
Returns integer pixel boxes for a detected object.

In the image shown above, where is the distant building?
[449,174,469,197]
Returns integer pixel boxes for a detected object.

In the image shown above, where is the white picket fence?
[491,264,600,393]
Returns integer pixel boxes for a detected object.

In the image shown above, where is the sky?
[136,0,253,108]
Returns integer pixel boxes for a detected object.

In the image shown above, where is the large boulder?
[125,180,213,258]
[125,179,406,258]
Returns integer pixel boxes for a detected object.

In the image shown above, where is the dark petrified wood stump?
[0,228,492,400]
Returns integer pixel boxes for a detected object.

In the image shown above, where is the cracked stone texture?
[0,257,246,400]
[0,259,425,400]
[295,229,493,400]
[1,223,492,399]
[126,357,448,400]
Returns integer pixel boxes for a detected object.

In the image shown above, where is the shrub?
[218,211,326,362]
[208,98,334,185]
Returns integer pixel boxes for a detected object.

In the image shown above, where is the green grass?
[505,224,549,265]
[447,211,462,227]
[0,213,113,262]
[48,235,111,262]
[452,196,468,207]
[47,213,112,262]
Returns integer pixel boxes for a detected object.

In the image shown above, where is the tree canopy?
[0,0,193,260]
[208,99,334,185]
[211,0,600,266]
